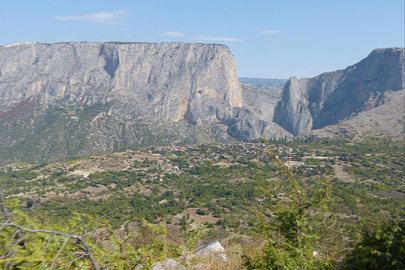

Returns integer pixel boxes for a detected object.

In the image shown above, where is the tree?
[26,198,34,208]
[196,209,208,215]
[344,219,405,270]
[242,145,335,269]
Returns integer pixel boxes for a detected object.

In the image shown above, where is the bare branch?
[0,190,13,222]
[51,237,70,269]
[0,222,100,270]
[43,234,55,255]
[0,223,82,239]
[83,207,120,236]
[11,232,32,255]
[1,230,21,260]
[79,236,100,270]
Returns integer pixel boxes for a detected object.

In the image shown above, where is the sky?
[0,0,403,79]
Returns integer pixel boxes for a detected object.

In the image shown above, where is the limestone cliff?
[0,42,243,123]
[0,42,289,163]
[274,48,404,135]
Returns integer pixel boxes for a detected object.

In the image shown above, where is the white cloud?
[160,32,242,42]
[162,32,187,37]
[192,36,242,42]
[55,10,128,25]
[261,30,284,35]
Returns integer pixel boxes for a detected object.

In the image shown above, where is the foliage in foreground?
[242,147,336,269]
[0,189,209,269]
[344,219,405,270]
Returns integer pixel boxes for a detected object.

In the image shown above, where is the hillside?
[1,137,404,268]
[303,89,405,139]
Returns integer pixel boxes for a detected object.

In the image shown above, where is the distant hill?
[239,77,287,91]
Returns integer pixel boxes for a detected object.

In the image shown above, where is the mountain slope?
[274,48,404,136]
[303,89,405,139]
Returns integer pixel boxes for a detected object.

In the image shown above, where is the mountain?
[274,48,404,136]
[239,77,287,91]
[1,43,402,163]
[302,89,404,139]
[0,42,290,163]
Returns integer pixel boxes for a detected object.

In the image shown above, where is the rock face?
[303,89,405,139]
[0,42,242,123]
[274,48,404,136]
[0,42,290,163]
[1,42,400,163]
[225,85,290,141]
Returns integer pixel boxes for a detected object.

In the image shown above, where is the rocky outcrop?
[152,259,185,270]
[194,241,225,256]
[0,42,290,163]
[274,48,404,135]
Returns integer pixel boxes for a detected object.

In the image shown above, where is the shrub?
[344,219,405,270]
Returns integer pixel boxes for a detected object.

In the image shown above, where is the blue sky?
[0,0,403,78]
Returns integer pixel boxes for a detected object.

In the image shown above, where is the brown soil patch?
[173,208,220,224]
[214,162,233,167]
[65,151,163,176]
[379,190,405,199]
[332,165,355,182]
[359,179,381,184]
[137,188,152,196]
[83,184,109,194]
[69,168,104,178]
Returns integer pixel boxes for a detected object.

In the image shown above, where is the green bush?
[344,219,405,270]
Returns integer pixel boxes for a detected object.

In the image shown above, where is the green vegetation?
[0,136,404,269]
[0,193,211,269]
[344,219,405,270]
[242,147,335,269]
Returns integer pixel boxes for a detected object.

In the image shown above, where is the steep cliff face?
[0,42,242,123]
[274,48,404,135]
[0,42,289,163]
[235,85,289,140]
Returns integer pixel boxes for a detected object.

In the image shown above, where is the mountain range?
[0,42,403,163]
